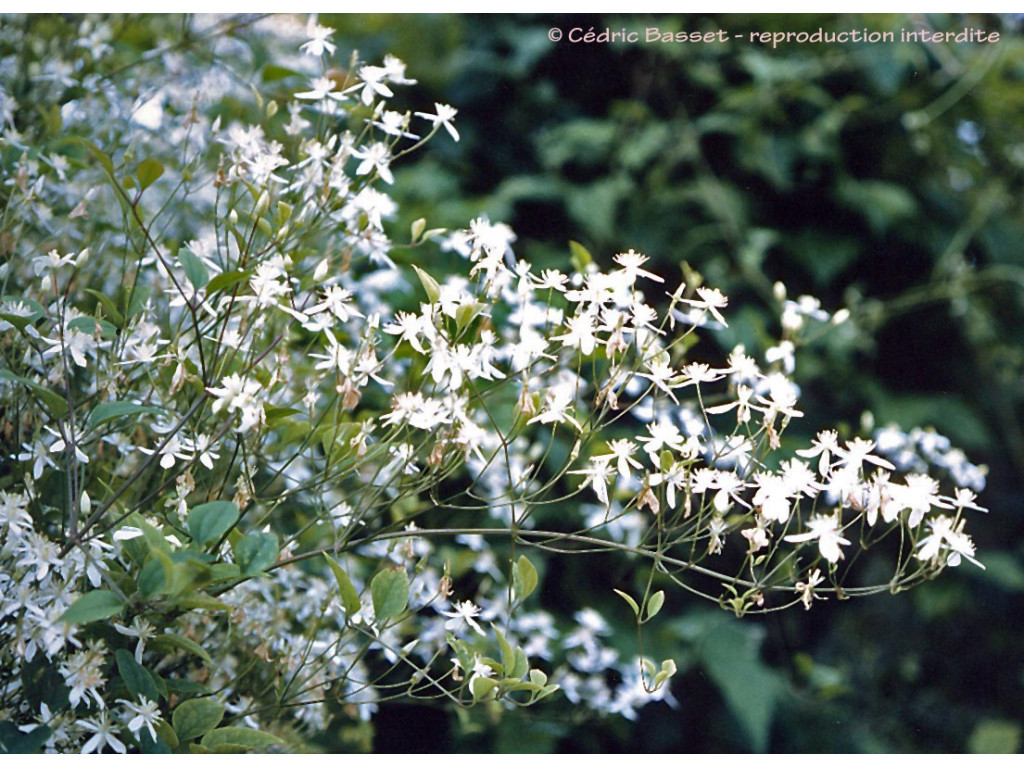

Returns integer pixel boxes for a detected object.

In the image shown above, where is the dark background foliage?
[317,12,1024,753]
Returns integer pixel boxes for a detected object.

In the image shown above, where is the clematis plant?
[0,13,987,754]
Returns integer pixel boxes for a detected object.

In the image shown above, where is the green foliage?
[172,698,225,743]
[234,532,279,575]
[968,720,1021,754]
[88,401,163,428]
[115,650,162,702]
[0,720,52,754]
[200,727,283,751]
[370,568,410,621]
[187,501,241,547]
[324,554,362,615]
[512,555,538,603]
[677,613,783,752]
[59,590,126,624]
[176,247,210,290]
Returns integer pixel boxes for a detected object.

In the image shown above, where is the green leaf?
[154,720,179,750]
[88,401,162,429]
[115,649,160,701]
[0,369,68,417]
[126,284,151,318]
[324,554,361,615]
[207,563,240,582]
[697,615,781,752]
[613,588,640,617]
[494,625,515,675]
[234,532,279,575]
[68,316,117,337]
[0,312,32,332]
[136,158,164,190]
[653,659,677,690]
[164,679,210,696]
[59,589,126,624]
[0,720,52,754]
[455,300,482,330]
[149,633,213,663]
[370,568,409,621]
[470,675,498,702]
[411,265,440,304]
[646,590,665,621]
[187,501,240,546]
[262,64,303,83]
[511,649,529,680]
[569,240,593,272]
[201,727,282,751]
[968,720,1021,754]
[177,248,209,290]
[171,595,229,613]
[137,557,166,598]
[172,698,224,742]
[75,137,115,177]
[975,551,1024,593]
[84,288,125,326]
[0,297,45,332]
[205,269,250,295]
[513,555,538,602]
[264,405,302,426]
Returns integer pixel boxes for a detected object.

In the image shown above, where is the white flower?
[33,249,79,276]
[383,311,428,353]
[529,386,582,431]
[570,456,616,506]
[784,514,851,563]
[679,362,726,387]
[372,109,419,140]
[352,65,394,106]
[948,488,987,513]
[706,385,756,424]
[60,640,107,710]
[835,437,895,475]
[916,516,983,569]
[114,617,156,663]
[76,713,126,754]
[637,419,686,456]
[295,76,346,102]
[637,360,682,402]
[680,287,729,326]
[612,249,663,283]
[553,312,598,355]
[207,374,265,432]
[442,599,485,636]
[533,269,569,292]
[765,339,796,374]
[415,102,459,141]
[118,696,162,742]
[382,54,417,85]
[606,439,642,481]
[351,142,394,184]
[795,569,826,610]
[796,429,841,477]
[300,19,336,57]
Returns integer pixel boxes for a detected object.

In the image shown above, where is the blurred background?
[311,12,1024,753]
